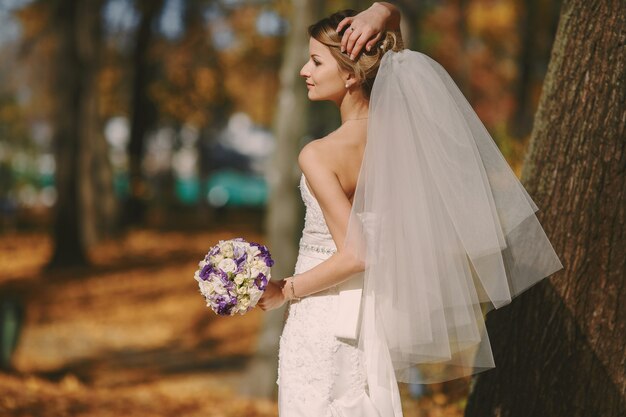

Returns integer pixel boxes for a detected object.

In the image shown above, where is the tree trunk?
[511,0,563,139]
[387,0,429,52]
[48,0,90,268]
[239,0,316,398]
[126,0,162,225]
[76,0,116,247]
[511,0,537,139]
[465,1,626,416]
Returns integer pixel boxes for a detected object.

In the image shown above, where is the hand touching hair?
[336,2,402,58]
[307,9,404,99]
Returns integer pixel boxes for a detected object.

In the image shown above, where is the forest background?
[0,0,623,416]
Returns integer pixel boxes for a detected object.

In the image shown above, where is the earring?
[345,83,349,88]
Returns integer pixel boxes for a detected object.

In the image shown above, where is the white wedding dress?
[276,173,383,417]
[275,49,564,417]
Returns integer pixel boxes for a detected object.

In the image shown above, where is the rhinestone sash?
[299,239,337,255]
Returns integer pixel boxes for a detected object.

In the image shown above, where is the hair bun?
[380,38,388,51]
[379,31,402,54]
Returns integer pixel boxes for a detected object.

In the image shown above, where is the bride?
[259,3,564,417]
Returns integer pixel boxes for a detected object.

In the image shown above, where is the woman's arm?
[282,249,363,300]
[257,141,365,311]
[336,1,402,59]
[375,2,402,31]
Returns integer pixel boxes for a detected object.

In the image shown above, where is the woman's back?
[304,121,367,206]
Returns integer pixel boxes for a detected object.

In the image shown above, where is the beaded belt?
[299,240,337,255]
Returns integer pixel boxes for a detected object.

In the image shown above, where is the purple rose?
[215,295,232,315]
[254,272,268,291]
[250,242,274,267]
[218,269,233,289]
[208,246,221,257]
[235,252,248,273]
[199,264,215,281]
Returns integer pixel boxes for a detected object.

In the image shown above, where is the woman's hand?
[336,2,401,60]
[258,280,287,311]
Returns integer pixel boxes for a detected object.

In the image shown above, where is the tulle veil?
[336,48,564,416]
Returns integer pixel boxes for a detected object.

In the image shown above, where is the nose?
[300,62,310,79]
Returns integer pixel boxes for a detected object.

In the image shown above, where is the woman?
[259,3,564,417]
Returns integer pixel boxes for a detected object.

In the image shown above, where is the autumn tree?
[126,0,164,225]
[48,0,106,267]
[465,0,625,416]
[511,0,562,138]
[240,0,316,397]
[78,1,118,248]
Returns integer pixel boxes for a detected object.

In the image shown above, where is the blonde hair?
[308,9,404,99]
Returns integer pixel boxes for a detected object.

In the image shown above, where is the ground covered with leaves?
[0,229,468,417]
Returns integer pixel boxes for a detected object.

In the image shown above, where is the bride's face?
[300,37,349,103]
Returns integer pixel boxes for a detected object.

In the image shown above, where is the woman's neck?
[338,89,369,123]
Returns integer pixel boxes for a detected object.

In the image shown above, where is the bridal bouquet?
[194,238,274,316]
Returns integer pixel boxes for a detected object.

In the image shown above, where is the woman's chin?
[307,91,321,101]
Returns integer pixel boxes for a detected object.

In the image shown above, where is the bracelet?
[289,275,301,301]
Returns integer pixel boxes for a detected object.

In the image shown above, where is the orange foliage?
[468,0,518,44]
[0,229,467,417]
[421,0,528,165]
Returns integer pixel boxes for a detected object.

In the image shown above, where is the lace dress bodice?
[298,173,337,253]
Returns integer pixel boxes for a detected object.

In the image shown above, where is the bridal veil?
[339,49,564,413]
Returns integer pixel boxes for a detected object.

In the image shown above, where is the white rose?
[242,265,251,276]
[199,280,212,294]
[254,259,266,269]
[222,243,234,257]
[211,253,224,263]
[198,280,211,292]
[234,274,245,285]
[218,258,237,274]
[249,289,262,304]
[213,283,227,295]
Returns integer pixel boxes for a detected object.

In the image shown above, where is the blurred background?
[0,0,562,415]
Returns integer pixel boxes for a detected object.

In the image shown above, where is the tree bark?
[511,0,563,139]
[126,0,162,225]
[48,0,91,267]
[511,0,537,139]
[76,0,117,247]
[385,0,429,52]
[465,1,626,416]
[239,0,315,398]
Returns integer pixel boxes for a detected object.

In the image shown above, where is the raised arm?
[336,2,402,59]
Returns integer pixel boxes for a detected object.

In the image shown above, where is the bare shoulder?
[299,128,364,168]
[297,136,336,175]
[298,127,366,202]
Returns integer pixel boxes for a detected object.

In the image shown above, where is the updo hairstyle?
[307,9,404,99]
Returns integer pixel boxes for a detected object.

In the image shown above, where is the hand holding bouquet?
[194,238,274,316]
